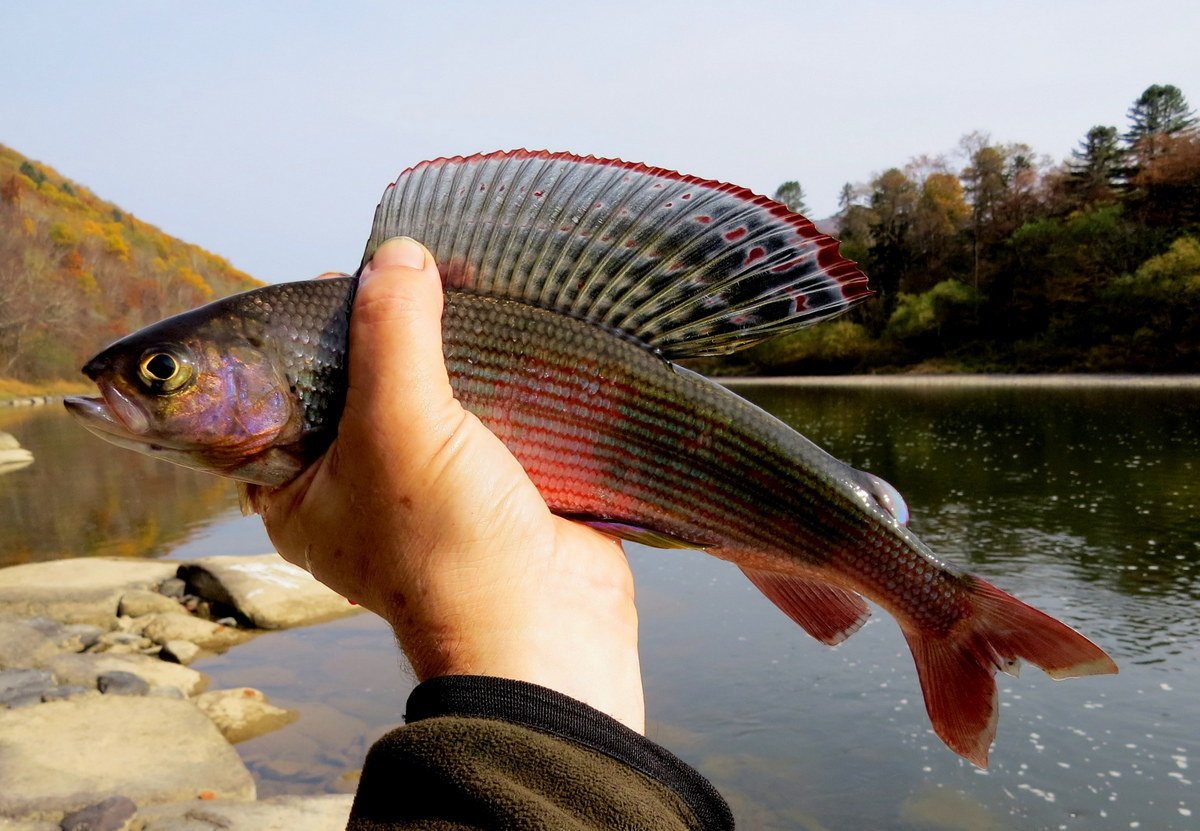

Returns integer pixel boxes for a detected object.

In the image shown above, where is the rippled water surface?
[2,384,1197,830]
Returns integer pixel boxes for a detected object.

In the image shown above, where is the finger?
[345,237,460,448]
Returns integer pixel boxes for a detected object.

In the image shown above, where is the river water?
[1,383,1197,830]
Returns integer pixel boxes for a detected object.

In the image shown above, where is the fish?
[65,150,1117,766]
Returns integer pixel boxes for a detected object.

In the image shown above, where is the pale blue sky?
[3,1,1197,283]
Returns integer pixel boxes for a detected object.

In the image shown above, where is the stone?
[0,433,33,475]
[138,613,247,651]
[0,696,255,819]
[159,639,200,665]
[59,796,137,831]
[135,796,353,831]
[43,653,205,697]
[158,577,187,598]
[22,619,104,652]
[96,671,150,696]
[0,621,61,669]
[39,685,91,703]
[180,554,359,630]
[116,589,180,618]
[193,687,298,743]
[0,559,179,627]
[88,631,154,654]
[0,669,55,705]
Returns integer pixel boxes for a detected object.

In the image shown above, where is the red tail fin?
[903,577,1117,767]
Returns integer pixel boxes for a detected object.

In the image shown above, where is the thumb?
[347,237,458,438]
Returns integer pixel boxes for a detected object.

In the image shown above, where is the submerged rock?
[0,560,178,627]
[194,687,298,743]
[180,554,360,630]
[0,697,255,819]
[135,795,353,831]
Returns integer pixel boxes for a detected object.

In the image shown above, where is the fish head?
[65,302,310,486]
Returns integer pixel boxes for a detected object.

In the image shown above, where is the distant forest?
[0,145,261,385]
[718,83,1200,375]
[2,85,1198,387]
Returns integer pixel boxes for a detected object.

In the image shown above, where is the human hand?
[249,237,645,732]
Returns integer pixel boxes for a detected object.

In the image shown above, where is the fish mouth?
[64,394,176,455]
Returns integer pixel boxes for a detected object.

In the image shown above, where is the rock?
[158,577,187,599]
[180,554,359,630]
[159,640,200,665]
[0,559,179,627]
[116,590,180,618]
[0,621,61,669]
[193,687,298,743]
[39,685,91,703]
[88,632,154,654]
[59,796,137,831]
[138,613,247,651]
[0,434,34,475]
[96,671,150,696]
[0,669,56,707]
[0,697,255,819]
[135,795,353,831]
[43,653,205,697]
[23,619,104,652]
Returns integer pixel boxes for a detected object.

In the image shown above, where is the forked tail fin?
[903,577,1117,767]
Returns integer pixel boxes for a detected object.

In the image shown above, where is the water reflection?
[2,386,1198,830]
[0,406,239,565]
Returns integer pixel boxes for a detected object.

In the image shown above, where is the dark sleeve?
[348,675,734,831]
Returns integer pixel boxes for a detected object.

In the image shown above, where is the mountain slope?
[0,144,263,383]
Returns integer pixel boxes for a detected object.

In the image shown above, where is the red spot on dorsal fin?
[724,227,747,242]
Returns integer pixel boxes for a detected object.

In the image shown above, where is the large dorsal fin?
[362,150,871,358]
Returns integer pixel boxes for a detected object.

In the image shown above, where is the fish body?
[66,151,1116,766]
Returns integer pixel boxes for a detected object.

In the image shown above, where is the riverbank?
[0,378,90,407]
[0,553,363,828]
[717,373,1200,388]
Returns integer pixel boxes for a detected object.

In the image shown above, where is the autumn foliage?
[736,85,1200,374]
[0,144,262,382]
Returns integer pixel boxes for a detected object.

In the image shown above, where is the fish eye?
[138,349,194,393]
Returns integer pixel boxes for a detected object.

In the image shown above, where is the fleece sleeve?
[347,675,734,831]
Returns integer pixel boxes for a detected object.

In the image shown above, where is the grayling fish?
[66,151,1116,765]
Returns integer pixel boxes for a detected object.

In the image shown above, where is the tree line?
[736,83,1200,374]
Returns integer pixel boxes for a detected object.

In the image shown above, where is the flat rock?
[194,687,298,743]
[0,559,179,627]
[116,590,180,618]
[180,554,359,630]
[42,653,205,697]
[0,697,255,820]
[137,613,247,651]
[0,621,61,669]
[0,669,57,708]
[160,640,200,665]
[135,795,353,831]
[23,619,103,652]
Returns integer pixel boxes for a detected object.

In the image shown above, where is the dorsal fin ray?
[362,150,872,358]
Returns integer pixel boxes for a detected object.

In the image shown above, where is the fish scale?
[67,150,1116,768]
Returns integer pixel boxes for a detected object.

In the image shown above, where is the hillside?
[0,144,262,385]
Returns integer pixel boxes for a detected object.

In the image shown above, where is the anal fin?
[740,567,870,645]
